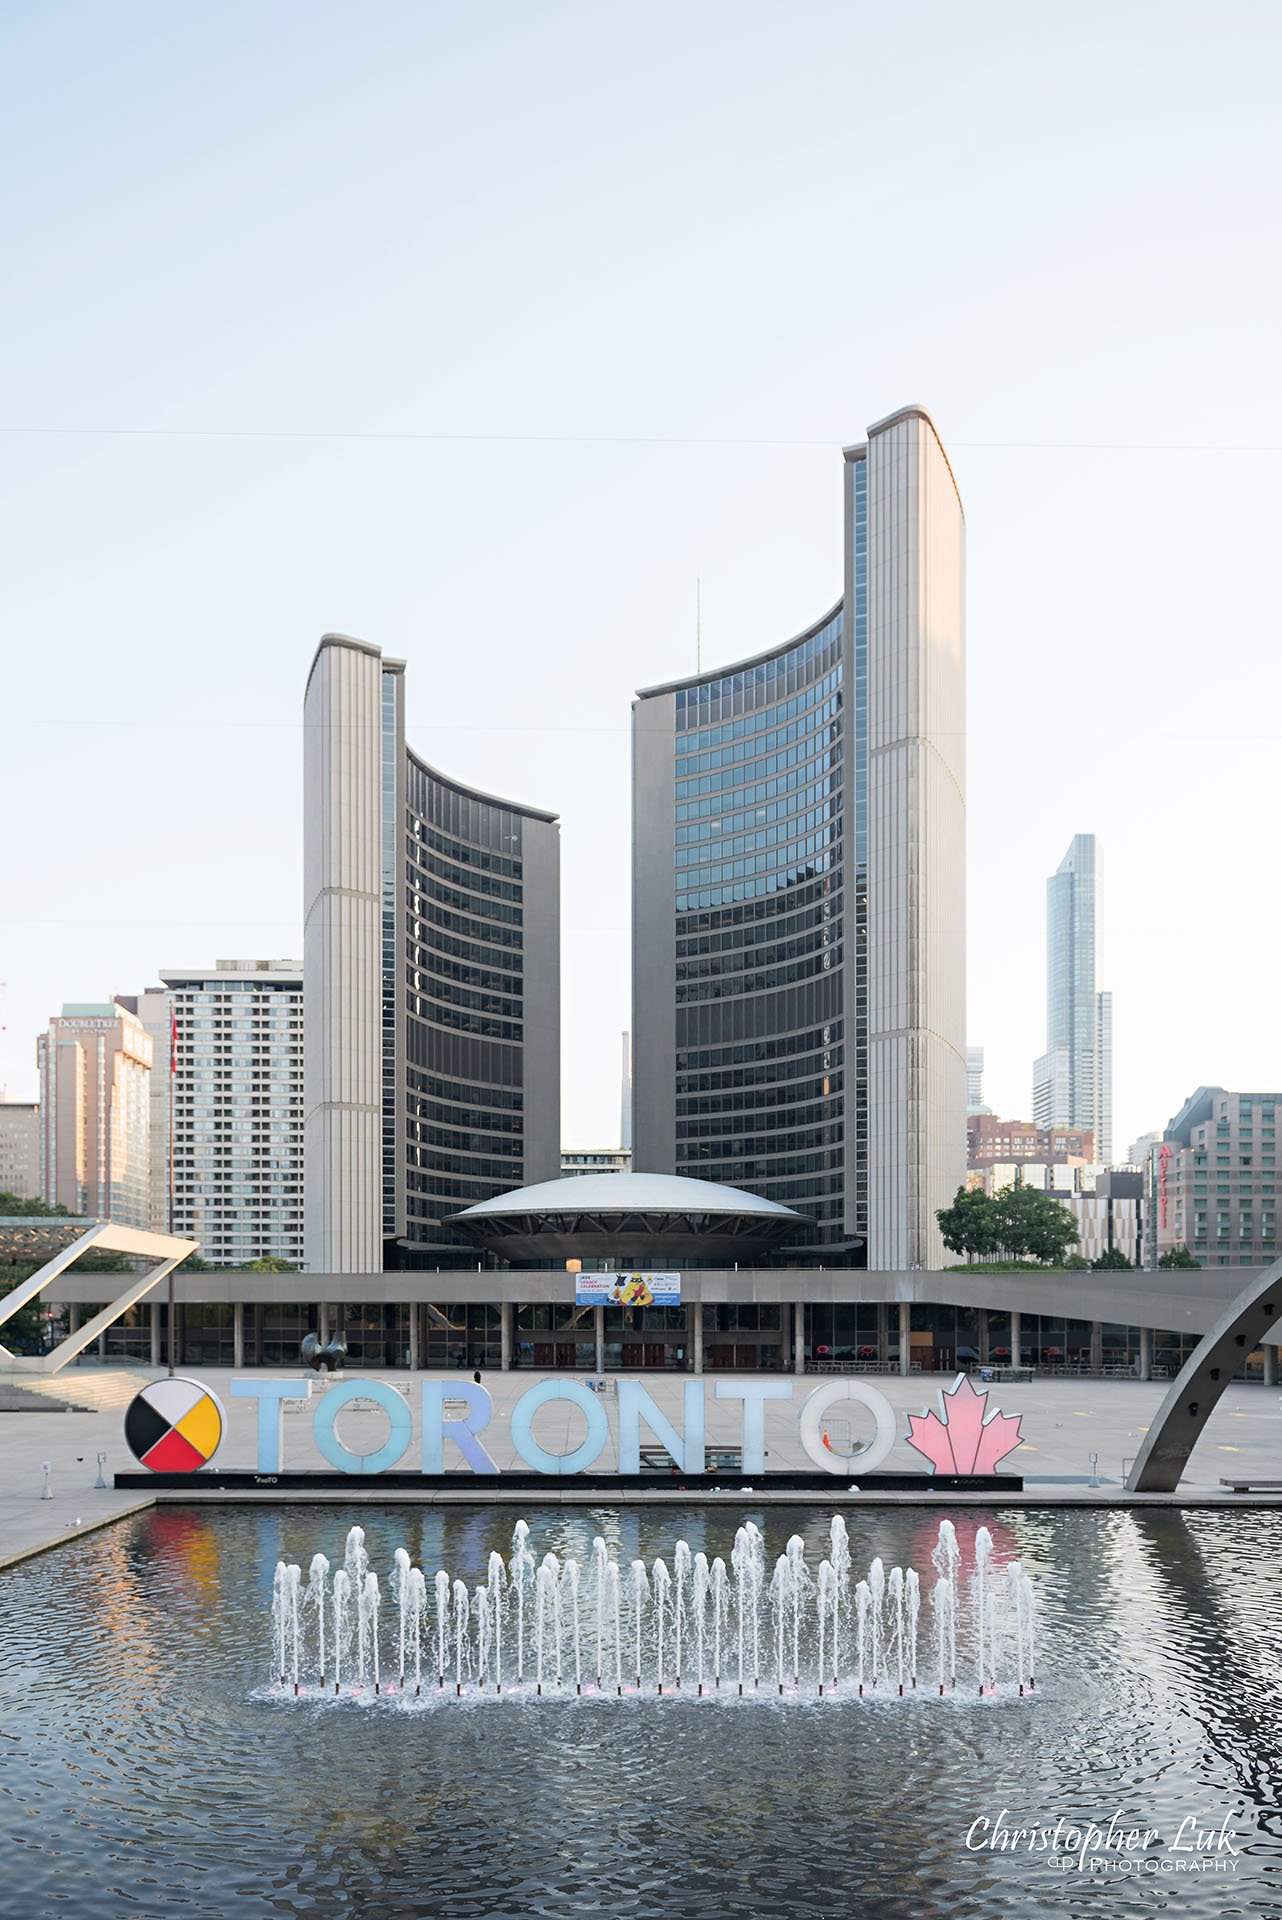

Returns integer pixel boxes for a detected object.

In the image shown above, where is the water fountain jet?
[269,1517,1040,1706]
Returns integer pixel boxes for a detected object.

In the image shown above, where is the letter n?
[617,1380,705,1473]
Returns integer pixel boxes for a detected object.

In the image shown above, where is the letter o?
[510,1380,609,1475]
[313,1379,413,1475]
[798,1380,897,1475]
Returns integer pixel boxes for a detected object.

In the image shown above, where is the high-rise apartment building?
[37,1003,152,1225]
[1095,989,1113,1164]
[304,634,561,1272]
[632,405,966,1268]
[1145,1085,1279,1268]
[1033,834,1112,1161]
[966,1046,990,1115]
[126,961,304,1265]
[0,1100,40,1202]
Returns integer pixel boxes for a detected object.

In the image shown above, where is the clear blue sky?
[2,0,1279,1153]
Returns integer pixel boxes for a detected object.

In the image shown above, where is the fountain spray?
[630,1560,649,1692]
[672,1541,690,1688]
[652,1558,671,1694]
[306,1554,329,1689]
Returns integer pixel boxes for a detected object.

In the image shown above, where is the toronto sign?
[122,1372,1023,1478]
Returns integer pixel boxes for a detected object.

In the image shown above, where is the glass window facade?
[261,1303,317,1367]
[419,1304,502,1368]
[396,701,531,1264]
[670,567,862,1253]
[342,1302,413,1369]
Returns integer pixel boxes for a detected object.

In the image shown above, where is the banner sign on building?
[573,1271,681,1307]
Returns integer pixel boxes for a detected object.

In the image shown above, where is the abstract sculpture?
[301,1332,348,1374]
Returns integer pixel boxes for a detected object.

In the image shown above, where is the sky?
[2,0,1280,1155]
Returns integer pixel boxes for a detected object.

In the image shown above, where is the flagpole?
[168,1001,176,1377]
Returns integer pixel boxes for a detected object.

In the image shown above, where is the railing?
[806,1359,1174,1383]
[804,1359,898,1375]
[971,1362,1171,1382]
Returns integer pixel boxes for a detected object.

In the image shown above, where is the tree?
[0,1277,45,1347]
[938,1183,1081,1264]
[245,1258,298,1273]
[0,1191,70,1217]
[989,1183,1080,1265]
[1091,1246,1132,1270]
[1159,1244,1201,1269]
[1062,1252,1091,1270]
[0,1250,140,1352]
[935,1185,1000,1262]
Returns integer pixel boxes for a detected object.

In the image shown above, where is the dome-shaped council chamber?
[449,1170,811,1266]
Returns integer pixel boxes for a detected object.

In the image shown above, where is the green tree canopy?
[936,1183,1080,1265]
[935,1185,1001,1261]
[989,1184,1080,1265]
[0,1191,70,1217]
[1091,1246,1132,1269]
[0,1277,44,1345]
[1158,1244,1202,1269]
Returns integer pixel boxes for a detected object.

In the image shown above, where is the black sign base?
[115,1470,1023,1493]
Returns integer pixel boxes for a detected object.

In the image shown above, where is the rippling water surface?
[1,1505,1280,1918]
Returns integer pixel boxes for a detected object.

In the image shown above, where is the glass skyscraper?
[1033,833,1112,1161]
[304,635,561,1272]
[632,406,967,1268]
[666,609,850,1244]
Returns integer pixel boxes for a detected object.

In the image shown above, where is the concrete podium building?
[632,405,967,1268]
[303,634,561,1273]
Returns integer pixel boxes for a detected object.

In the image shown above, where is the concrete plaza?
[1,1364,1280,1575]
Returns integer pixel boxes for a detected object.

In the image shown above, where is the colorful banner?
[573,1271,681,1307]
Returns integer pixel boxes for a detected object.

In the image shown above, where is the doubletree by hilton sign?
[122,1374,1024,1479]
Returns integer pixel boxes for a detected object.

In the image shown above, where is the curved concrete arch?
[1125,1257,1281,1492]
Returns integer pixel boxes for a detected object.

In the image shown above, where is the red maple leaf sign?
[905,1373,1023,1475]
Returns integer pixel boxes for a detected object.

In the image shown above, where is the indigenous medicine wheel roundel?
[124,1377,224,1472]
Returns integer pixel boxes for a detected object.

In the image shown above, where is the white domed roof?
[454,1171,805,1221]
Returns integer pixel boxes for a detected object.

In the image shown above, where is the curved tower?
[632,405,965,1268]
[305,635,560,1272]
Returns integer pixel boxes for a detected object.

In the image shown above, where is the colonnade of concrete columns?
[52,1297,1277,1383]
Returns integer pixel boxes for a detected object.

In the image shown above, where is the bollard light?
[40,1461,53,1501]
[94,1452,108,1489]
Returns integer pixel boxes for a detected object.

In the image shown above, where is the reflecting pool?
[1,1505,1280,1917]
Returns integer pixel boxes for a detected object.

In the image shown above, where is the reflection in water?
[0,1505,1279,1919]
